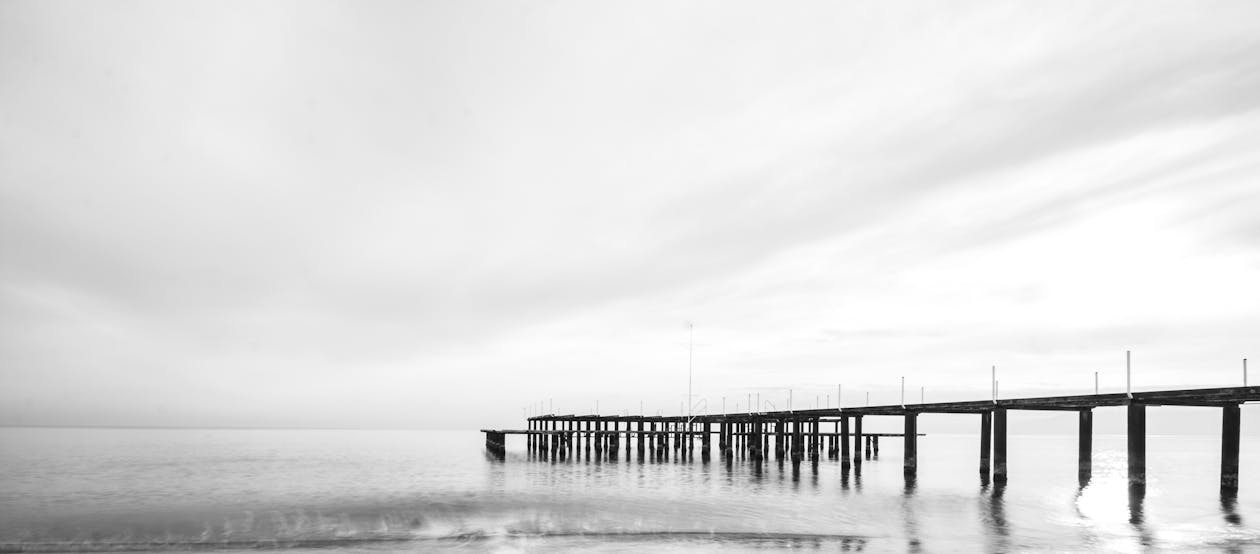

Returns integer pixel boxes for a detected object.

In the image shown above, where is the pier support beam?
[980,411,992,476]
[814,419,823,460]
[1221,403,1241,491]
[750,420,763,460]
[1127,403,1146,488]
[904,412,918,476]
[854,416,864,465]
[1078,409,1092,484]
[840,416,851,469]
[994,408,1008,484]
[792,419,803,462]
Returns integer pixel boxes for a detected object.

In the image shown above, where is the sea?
[1,427,1257,553]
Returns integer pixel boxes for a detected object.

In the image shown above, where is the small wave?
[0,531,874,552]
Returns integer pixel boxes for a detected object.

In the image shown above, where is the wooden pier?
[486,386,1257,492]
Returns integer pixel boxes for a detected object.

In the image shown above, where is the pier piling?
[840,416,851,469]
[853,415,864,465]
[1127,403,1146,487]
[904,411,918,476]
[1222,403,1241,491]
[1078,409,1093,484]
[980,411,992,476]
[994,408,1008,483]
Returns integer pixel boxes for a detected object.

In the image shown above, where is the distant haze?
[2,1,1258,432]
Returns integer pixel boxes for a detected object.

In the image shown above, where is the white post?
[826,394,830,409]
[1245,358,1249,386]
[866,391,870,406]
[1094,372,1099,395]
[789,390,793,412]
[920,386,924,404]
[756,393,761,413]
[688,323,693,421]
[722,396,726,414]
[996,380,999,400]
[596,400,599,415]
[838,384,842,408]
[748,393,751,414]
[1126,350,1132,398]
[900,377,905,407]
[991,365,996,404]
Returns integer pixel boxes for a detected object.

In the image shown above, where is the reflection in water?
[1221,490,1243,526]
[979,481,1011,553]
[1129,485,1154,548]
[902,475,922,553]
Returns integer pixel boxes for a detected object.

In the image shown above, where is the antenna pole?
[688,322,693,421]
[1126,350,1132,398]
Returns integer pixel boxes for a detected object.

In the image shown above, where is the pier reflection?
[1221,490,1243,526]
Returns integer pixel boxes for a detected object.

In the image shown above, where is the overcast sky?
[2,1,1259,431]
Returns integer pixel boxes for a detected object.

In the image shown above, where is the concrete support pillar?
[873,435,879,457]
[994,407,1008,483]
[811,418,821,460]
[750,420,762,460]
[1222,404,1241,491]
[980,411,992,476]
[904,412,918,476]
[776,419,785,460]
[702,421,711,456]
[853,415,864,465]
[1078,409,1093,484]
[792,419,804,462]
[840,416,851,469]
[1127,403,1146,487]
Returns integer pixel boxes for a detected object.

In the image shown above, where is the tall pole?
[688,322,693,421]
[991,365,996,403]
[838,384,842,408]
[901,377,905,407]
[1245,358,1249,386]
[866,392,869,406]
[920,386,924,404]
[1126,350,1132,398]
[1095,372,1099,395]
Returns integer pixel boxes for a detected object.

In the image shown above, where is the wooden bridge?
[485,385,1257,492]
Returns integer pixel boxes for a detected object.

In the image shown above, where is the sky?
[2,1,1259,432]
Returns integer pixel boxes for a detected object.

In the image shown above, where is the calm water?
[1,427,1257,552]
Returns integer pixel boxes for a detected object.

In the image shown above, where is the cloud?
[1,1,1258,428]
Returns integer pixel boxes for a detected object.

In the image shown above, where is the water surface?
[1,427,1256,552]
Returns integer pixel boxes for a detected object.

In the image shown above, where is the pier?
[486,386,1257,492]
